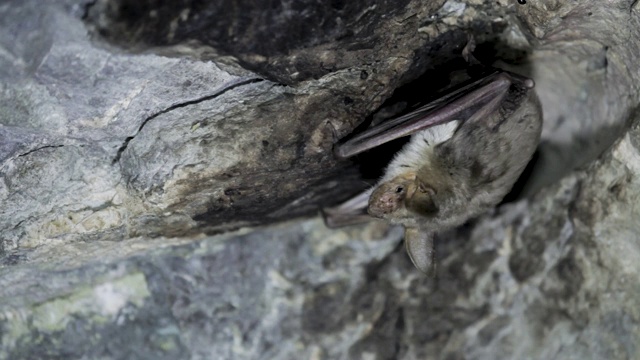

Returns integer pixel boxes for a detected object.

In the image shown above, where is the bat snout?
[368,192,401,218]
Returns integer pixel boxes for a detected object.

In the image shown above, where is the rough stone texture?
[1,0,640,359]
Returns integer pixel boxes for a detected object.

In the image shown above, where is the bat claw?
[462,34,480,65]
[333,144,350,160]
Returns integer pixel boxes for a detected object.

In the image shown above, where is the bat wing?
[334,70,534,159]
[320,188,373,228]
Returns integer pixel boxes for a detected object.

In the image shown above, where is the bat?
[323,69,543,274]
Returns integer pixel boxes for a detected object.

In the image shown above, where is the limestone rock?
[1,0,639,359]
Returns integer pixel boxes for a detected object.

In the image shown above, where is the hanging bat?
[322,69,543,274]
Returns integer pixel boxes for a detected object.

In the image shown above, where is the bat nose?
[368,193,399,218]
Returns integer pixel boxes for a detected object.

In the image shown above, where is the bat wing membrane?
[321,188,373,228]
[334,70,522,159]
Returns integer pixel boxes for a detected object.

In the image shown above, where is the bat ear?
[406,182,438,215]
[404,227,435,275]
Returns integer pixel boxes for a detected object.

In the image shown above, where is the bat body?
[323,70,543,274]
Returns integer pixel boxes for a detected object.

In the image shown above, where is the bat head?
[368,175,413,219]
[368,173,439,223]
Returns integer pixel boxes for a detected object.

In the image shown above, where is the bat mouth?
[367,201,396,218]
[367,209,384,218]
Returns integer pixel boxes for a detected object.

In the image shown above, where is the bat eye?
[395,186,404,193]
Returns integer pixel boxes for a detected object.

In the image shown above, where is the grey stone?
[0,0,640,359]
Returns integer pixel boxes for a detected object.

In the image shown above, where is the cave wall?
[0,0,639,359]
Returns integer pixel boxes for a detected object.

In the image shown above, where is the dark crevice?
[341,57,481,181]
[80,0,99,20]
[17,145,64,158]
[393,307,406,359]
[340,39,538,201]
[111,77,265,164]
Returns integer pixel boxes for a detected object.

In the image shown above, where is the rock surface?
[0,0,639,359]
